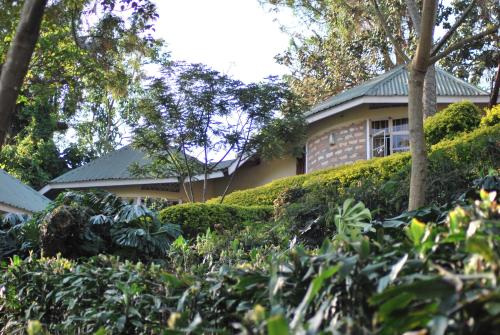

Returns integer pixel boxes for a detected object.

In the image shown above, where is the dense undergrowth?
[1,184,499,334]
[0,104,499,334]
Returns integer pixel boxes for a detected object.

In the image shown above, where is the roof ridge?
[365,65,407,95]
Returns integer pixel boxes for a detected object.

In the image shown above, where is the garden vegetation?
[0,105,499,334]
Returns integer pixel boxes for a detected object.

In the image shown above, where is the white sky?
[154,0,297,83]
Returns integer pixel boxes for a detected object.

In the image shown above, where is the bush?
[34,191,180,260]
[159,203,272,238]
[2,192,499,334]
[424,100,481,145]
[212,124,500,212]
[481,104,500,127]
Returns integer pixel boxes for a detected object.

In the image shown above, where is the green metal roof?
[50,146,236,184]
[0,169,51,213]
[52,146,152,184]
[307,65,489,116]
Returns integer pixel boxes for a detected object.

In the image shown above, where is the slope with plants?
[1,184,498,334]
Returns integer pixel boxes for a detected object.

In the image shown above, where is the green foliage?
[34,191,180,260]
[481,104,500,127]
[424,100,481,145]
[1,192,499,334]
[0,213,38,260]
[159,203,272,238]
[0,0,161,187]
[212,124,500,214]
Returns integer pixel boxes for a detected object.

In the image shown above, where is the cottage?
[39,146,297,203]
[304,65,489,172]
[40,66,489,202]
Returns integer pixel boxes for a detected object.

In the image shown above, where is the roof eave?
[306,95,490,124]
[40,170,228,195]
[0,202,34,215]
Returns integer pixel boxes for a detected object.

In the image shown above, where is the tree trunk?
[407,0,438,118]
[408,67,428,210]
[423,64,437,117]
[490,62,500,108]
[407,0,436,210]
[0,0,47,149]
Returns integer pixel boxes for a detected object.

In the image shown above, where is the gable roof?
[40,146,240,194]
[307,65,489,119]
[0,169,51,213]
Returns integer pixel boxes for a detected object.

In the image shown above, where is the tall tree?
[265,0,498,111]
[131,62,305,203]
[0,0,47,148]
[407,0,436,210]
[404,0,498,209]
[0,0,160,187]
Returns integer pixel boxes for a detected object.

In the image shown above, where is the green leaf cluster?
[424,100,482,146]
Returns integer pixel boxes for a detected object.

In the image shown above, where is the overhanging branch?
[371,0,410,64]
[431,0,477,55]
[429,24,499,64]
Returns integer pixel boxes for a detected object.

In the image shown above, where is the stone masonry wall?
[307,121,366,172]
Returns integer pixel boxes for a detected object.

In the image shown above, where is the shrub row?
[159,203,273,238]
[210,123,500,208]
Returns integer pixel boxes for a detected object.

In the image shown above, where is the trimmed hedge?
[159,203,272,238]
[210,123,500,207]
[424,100,481,145]
[481,104,500,127]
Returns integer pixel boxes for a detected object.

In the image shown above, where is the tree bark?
[408,0,436,210]
[407,0,438,118]
[423,60,437,118]
[0,0,47,149]
[489,62,500,108]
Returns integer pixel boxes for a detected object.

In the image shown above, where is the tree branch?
[371,0,410,63]
[429,25,499,64]
[431,0,476,55]
[406,0,421,36]
[431,0,477,55]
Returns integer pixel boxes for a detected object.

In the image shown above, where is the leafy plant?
[481,104,500,127]
[424,101,482,145]
[0,213,38,260]
[38,190,181,260]
[1,192,499,334]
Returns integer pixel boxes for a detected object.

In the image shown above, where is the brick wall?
[307,121,366,172]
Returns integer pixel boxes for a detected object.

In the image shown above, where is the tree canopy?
[0,0,161,188]
[264,0,498,106]
[131,61,306,202]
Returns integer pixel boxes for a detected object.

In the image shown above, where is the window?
[370,118,409,157]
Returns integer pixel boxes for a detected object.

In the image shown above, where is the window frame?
[369,117,409,158]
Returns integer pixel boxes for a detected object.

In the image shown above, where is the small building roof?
[40,146,239,194]
[51,146,153,184]
[307,65,489,119]
[0,169,51,213]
